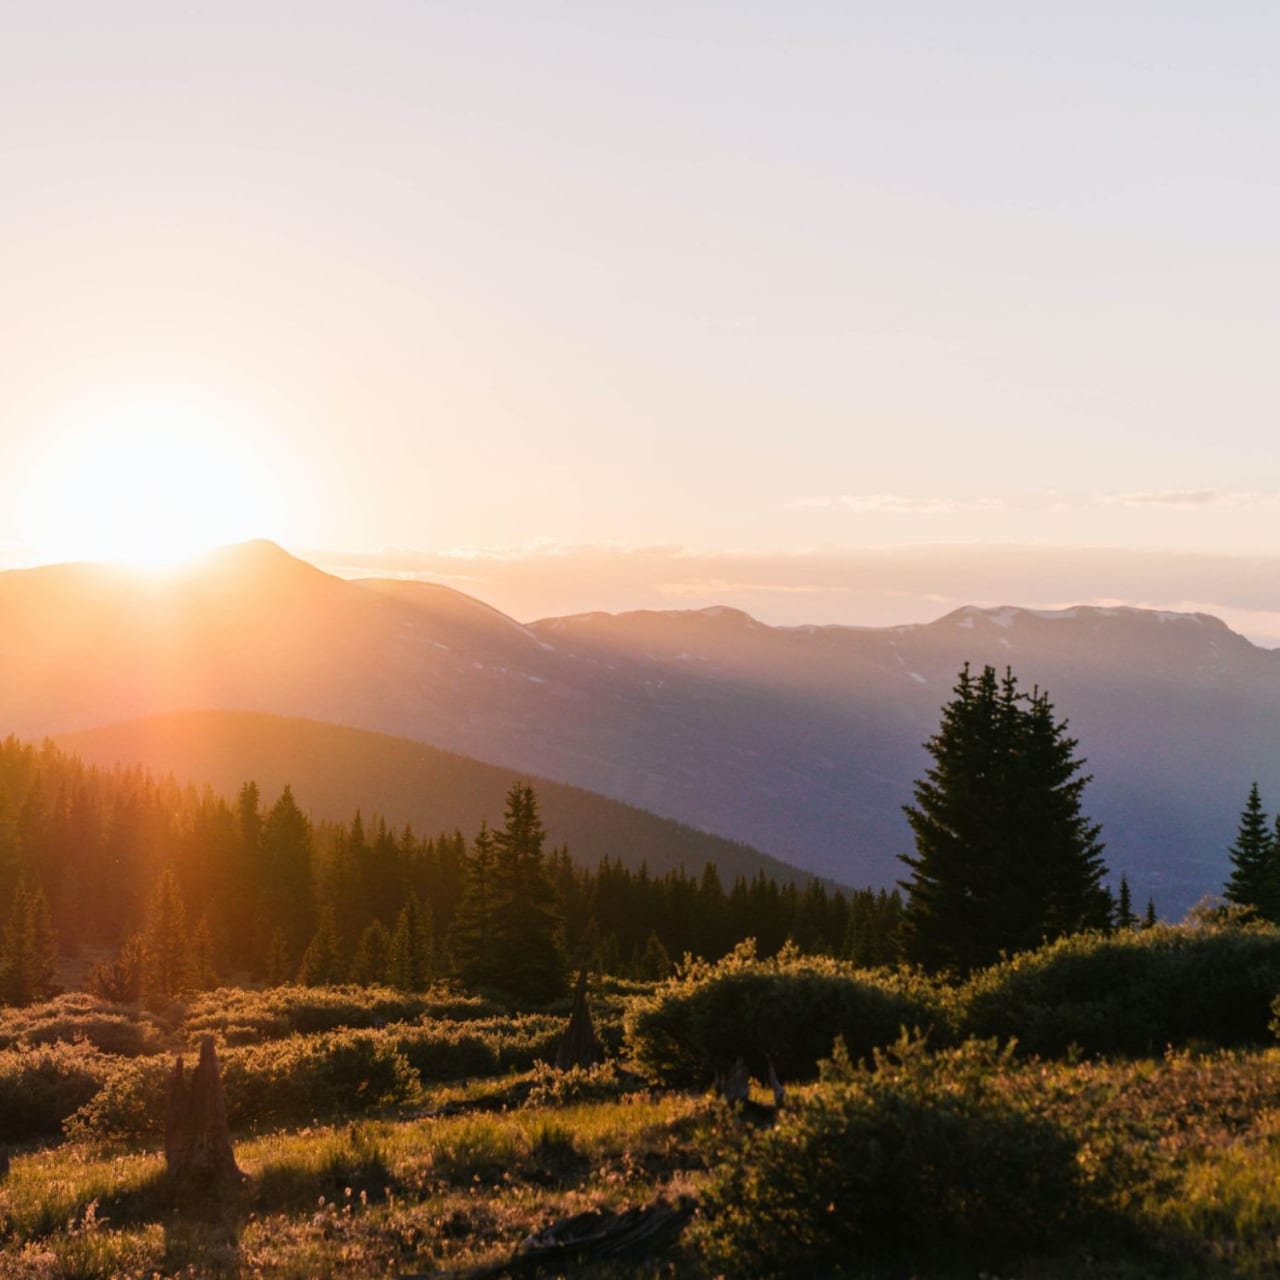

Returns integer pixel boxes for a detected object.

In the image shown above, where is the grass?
[6,975,1280,1277]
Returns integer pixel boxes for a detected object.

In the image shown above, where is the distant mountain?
[6,541,1279,912]
[56,710,807,885]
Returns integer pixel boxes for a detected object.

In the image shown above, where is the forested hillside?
[5,542,1280,911]
[55,709,813,886]
[0,735,896,1003]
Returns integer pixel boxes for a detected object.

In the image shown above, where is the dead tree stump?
[165,1035,242,1198]
[553,970,603,1070]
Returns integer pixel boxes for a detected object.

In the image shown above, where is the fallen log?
[414,1194,696,1280]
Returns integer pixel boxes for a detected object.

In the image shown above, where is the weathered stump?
[165,1034,242,1198]
[553,969,603,1071]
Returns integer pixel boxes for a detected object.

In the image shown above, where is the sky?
[3,4,1280,634]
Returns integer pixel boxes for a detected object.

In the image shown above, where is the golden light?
[17,398,279,571]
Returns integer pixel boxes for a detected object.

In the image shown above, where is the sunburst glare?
[17,398,278,571]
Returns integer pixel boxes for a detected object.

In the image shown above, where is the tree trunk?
[165,1034,242,1197]
[553,969,603,1070]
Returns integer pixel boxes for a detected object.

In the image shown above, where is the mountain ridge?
[3,541,1276,912]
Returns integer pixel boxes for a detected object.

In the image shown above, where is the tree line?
[0,736,900,1006]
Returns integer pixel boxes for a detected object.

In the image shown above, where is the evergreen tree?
[638,930,672,980]
[388,891,432,991]
[1224,783,1277,921]
[1143,898,1157,929]
[485,783,568,1005]
[298,905,344,986]
[351,919,391,985]
[87,933,144,1004]
[261,786,314,954]
[900,664,1109,973]
[188,918,219,991]
[449,822,499,990]
[1115,874,1136,930]
[0,879,56,1005]
[140,868,190,1007]
[264,927,292,986]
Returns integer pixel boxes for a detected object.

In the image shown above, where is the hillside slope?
[56,709,812,886]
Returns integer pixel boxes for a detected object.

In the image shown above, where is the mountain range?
[6,539,1277,914]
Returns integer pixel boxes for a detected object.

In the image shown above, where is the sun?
[17,399,279,571]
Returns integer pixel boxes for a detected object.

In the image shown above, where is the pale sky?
[3,4,1279,628]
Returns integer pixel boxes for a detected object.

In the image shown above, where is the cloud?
[785,494,1006,514]
[1096,489,1279,509]
[654,579,845,597]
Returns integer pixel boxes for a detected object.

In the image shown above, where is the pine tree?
[900,664,1109,973]
[1224,783,1277,921]
[262,786,314,955]
[139,869,190,1007]
[638,931,672,981]
[351,919,391,985]
[264,927,292,986]
[1115,874,1136,930]
[388,892,432,991]
[297,905,344,986]
[484,783,568,1005]
[188,918,219,991]
[87,933,144,1004]
[1143,898,1158,929]
[0,879,56,1005]
[449,822,499,990]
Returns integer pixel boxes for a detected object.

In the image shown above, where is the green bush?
[523,1061,637,1109]
[64,1053,171,1145]
[69,1029,419,1143]
[0,1043,113,1141]
[961,923,1280,1057]
[181,984,500,1044]
[390,1015,563,1082]
[0,993,164,1057]
[701,1035,1088,1277]
[624,942,948,1087]
[222,1031,418,1129]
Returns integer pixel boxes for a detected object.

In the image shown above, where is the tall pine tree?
[1224,782,1277,921]
[900,664,1109,973]
[485,784,568,1005]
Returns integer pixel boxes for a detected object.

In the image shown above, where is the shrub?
[961,923,1280,1057]
[0,993,164,1057]
[701,1035,1088,1277]
[181,985,472,1043]
[69,1030,420,1143]
[0,1042,112,1141]
[624,942,948,1087]
[389,1015,563,1082]
[522,1061,637,1109]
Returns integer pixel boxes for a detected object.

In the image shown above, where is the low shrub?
[0,1042,113,1141]
[522,1061,639,1109]
[69,1030,420,1143]
[961,923,1280,1057]
[181,984,496,1044]
[222,1031,419,1130]
[701,1035,1090,1277]
[624,941,948,1087]
[0,993,164,1057]
[390,1015,563,1082]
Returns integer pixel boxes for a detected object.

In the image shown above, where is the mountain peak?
[938,603,1233,635]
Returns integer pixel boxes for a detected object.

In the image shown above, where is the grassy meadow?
[5,930,1280,1277]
